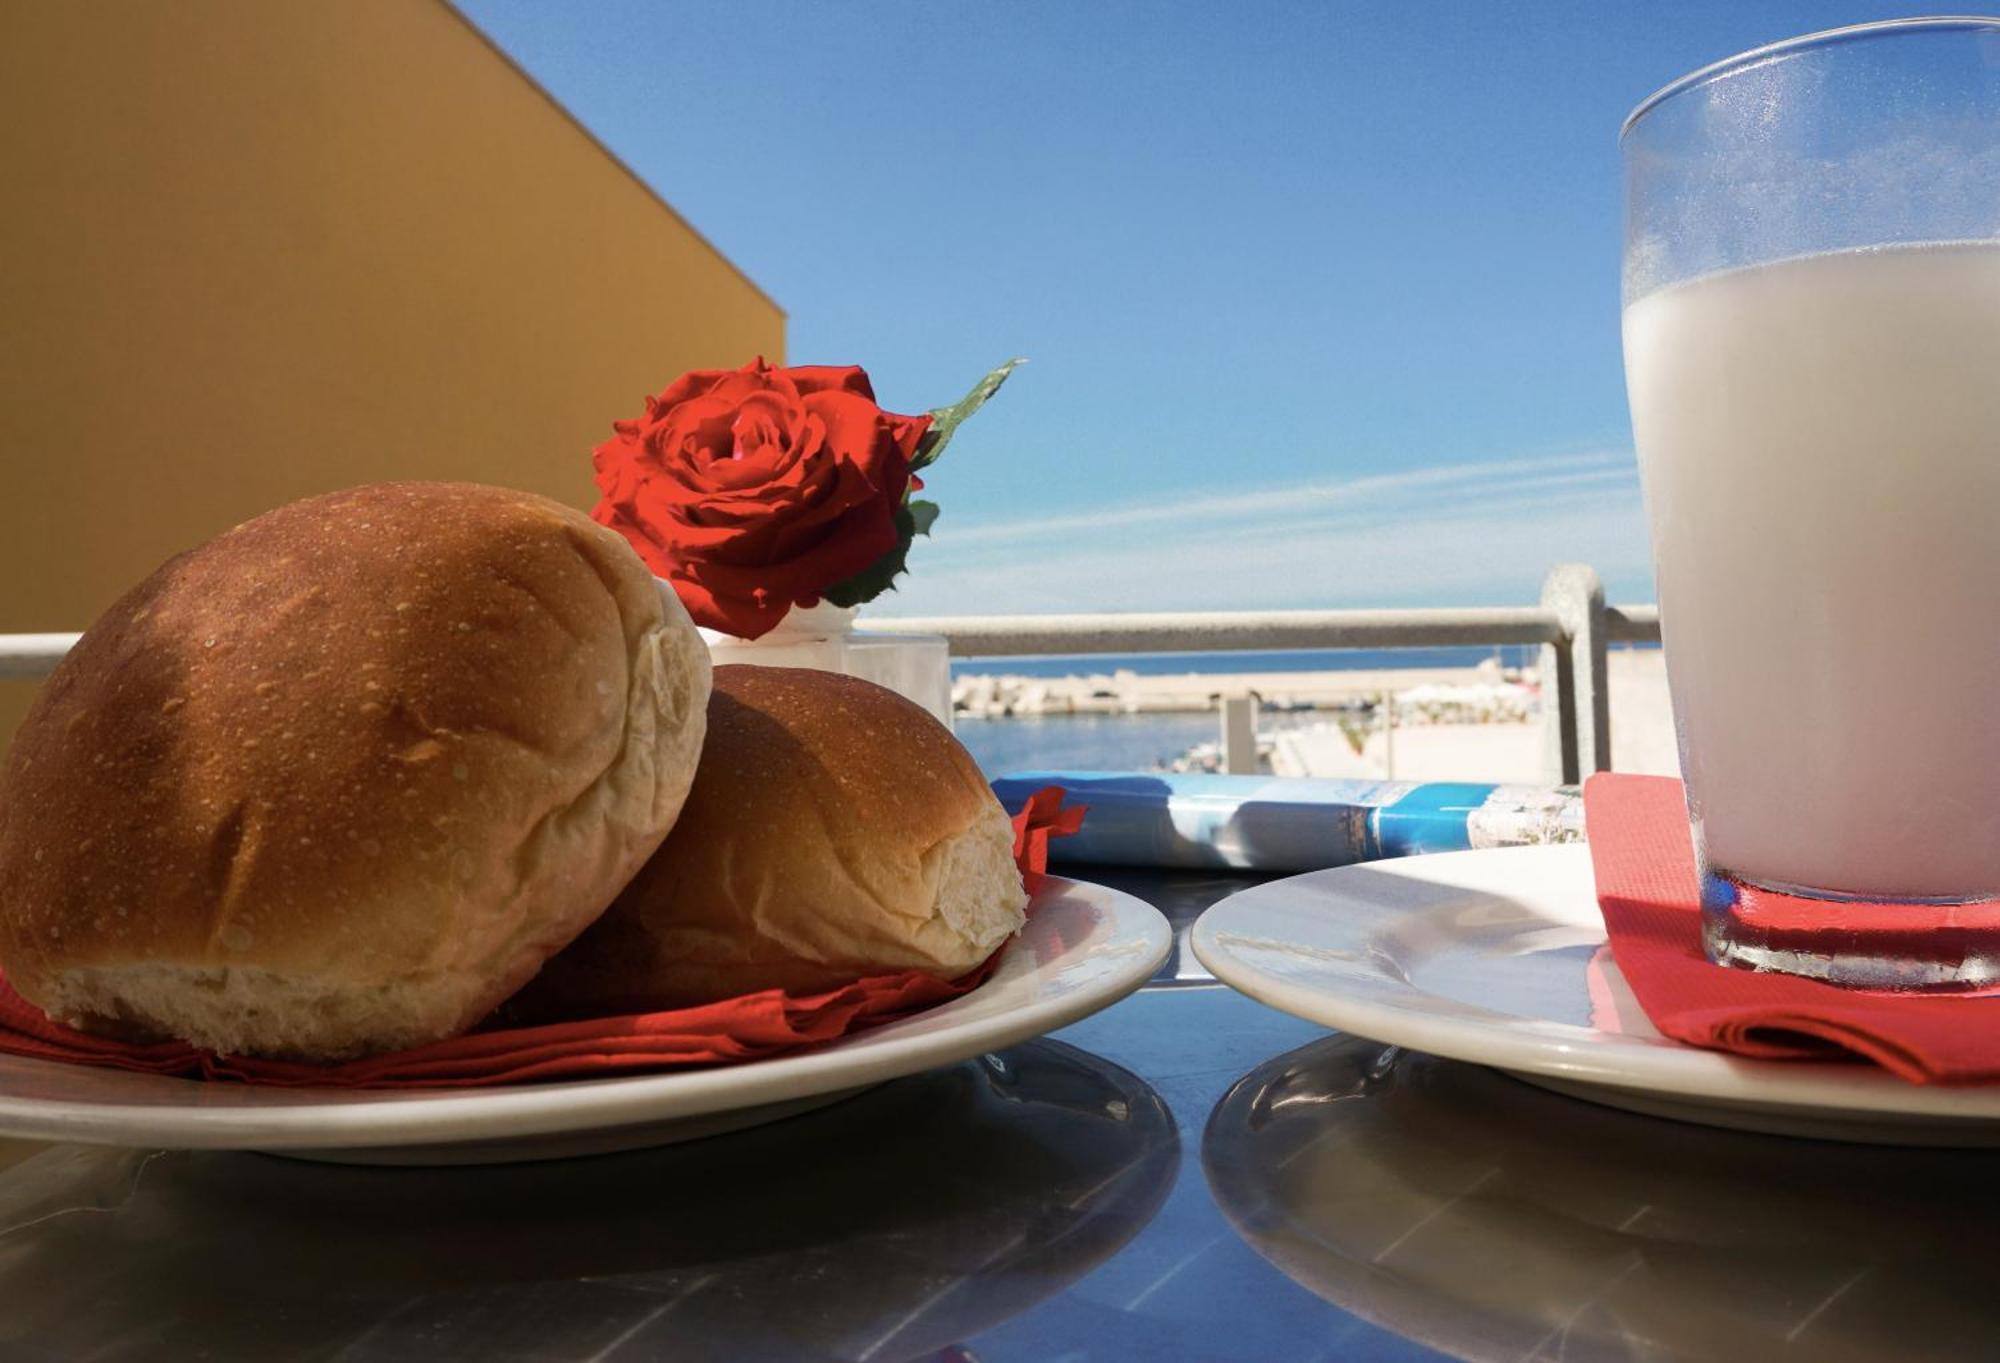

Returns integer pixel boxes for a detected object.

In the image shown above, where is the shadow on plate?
[0,1038,1178,1362]
[1203,1034,2000,1362]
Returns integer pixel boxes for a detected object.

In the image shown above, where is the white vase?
[699,598,955,729]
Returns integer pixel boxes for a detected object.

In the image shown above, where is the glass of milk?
[1622,18,2000,988]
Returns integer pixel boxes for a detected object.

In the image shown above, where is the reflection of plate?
[1205,1035,2000,1363]
[1191,846,2000,1144]
[0,1038,1179,1360]
[0,876,1172,1164]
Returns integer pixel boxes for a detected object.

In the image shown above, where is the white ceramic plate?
[1191,845,2000,1145]
[0,876,1171,1164]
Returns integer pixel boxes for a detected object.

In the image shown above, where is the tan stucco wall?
[0,0,783,745]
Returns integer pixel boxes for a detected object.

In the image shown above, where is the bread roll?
[0,482,710,1061]
[507,665,1026,1019]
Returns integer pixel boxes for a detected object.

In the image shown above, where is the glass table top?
[0,867,1989,1361]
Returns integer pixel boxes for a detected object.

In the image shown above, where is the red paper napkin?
[1011,783,1085,886]
[0,787,1084,1089]
[1585,773,2000,1085]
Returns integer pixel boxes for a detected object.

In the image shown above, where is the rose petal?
[801,391,913,505]
[590,359,937,640]
[684,497,897,600]
[886,410,934,464]
[645,366,732,415]
[668,392,811,496]
[661,569,746,635]
[680,439,840,530]
[784,365,877,401]
[591,433,647,506]
[669,471,848,554]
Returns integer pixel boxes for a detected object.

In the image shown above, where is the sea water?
[947,646,1542,776]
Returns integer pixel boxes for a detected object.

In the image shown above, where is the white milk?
[1623,242,2000,898]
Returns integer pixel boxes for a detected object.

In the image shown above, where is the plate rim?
[1190,845,2000,1122]
[0,875,1173,1150]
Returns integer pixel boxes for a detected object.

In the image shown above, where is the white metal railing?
[859,564,1660,784]
[3,565,1658,785]
[859,606,1566,656]
[0,634,82,681]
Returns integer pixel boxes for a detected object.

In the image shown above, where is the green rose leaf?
[821,358,1017,608]
[910,357,1024,472]
[821,499,942,608]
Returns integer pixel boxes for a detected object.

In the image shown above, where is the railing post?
[1539,563,1610,785]
[1220,696,1258,774]
[0,634,82,680]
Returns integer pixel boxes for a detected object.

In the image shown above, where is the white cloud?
[934,450,1627,548]
[868,450,1656,616]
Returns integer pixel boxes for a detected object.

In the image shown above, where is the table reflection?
[0,1038,1177,1362]
[1073,867,1276,985]
[1203,1035,2000,1362]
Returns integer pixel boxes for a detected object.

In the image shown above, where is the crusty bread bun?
[506,665,1027,1020]
[0,482,710,1061]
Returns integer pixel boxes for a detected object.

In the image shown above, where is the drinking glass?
[1621,18,2000,988]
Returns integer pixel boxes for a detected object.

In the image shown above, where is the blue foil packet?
[991,772,1583,872]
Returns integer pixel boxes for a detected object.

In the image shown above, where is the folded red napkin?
[1586,773,2000,1084]
[0,787,1083,1089]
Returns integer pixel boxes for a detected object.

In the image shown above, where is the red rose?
[591,358,932,639]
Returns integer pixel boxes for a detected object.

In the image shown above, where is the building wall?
[0,0,783,744]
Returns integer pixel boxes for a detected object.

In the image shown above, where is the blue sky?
[459,1,1947,615]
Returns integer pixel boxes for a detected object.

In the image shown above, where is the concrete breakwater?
[954,650,1680,784]
[952,657,1534,720]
